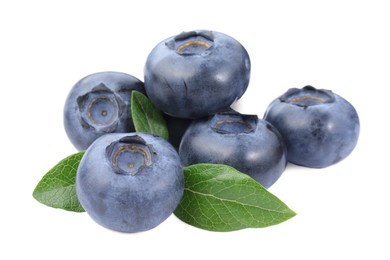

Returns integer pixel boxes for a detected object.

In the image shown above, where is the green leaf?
[33,152,85,212]
[174,164,296,232]
[131,91,168,140]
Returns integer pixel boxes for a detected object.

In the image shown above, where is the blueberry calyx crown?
[77,83,125,132]
[279,85,335,108]
[106,135,156,175]
[210,111,258,134]
[166,30,214,55]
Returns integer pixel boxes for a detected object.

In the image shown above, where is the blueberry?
[179,111,287,188]
[144,30,251,119]
[64,71,145,151]
[163,114,193,151]
[264,86,360,168]
[76,132,184,233]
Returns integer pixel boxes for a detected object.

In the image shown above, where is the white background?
[1,0,389,259]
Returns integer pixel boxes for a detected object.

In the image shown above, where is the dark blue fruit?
[164,114,193,151]
[144,30,251,119]
[264,85,360,168]
[64,71,145,151]
[76,132,184,233]
[179,111,287,188]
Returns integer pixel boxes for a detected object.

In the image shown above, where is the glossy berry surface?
[264,86,360,168]
[179,111,287,188]
[144,30,251,119]
[76,132,184,233]
[64,71,145,151]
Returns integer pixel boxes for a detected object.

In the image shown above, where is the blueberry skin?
[144,30,251,119]
[179,112,287,188]
[64,71,145,151]
[163,114,193,151]
[76,132,184,233]
[264,86,360,168]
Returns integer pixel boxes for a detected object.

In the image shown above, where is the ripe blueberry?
[179,111,287,188]
[264,86,360,168]
[64,71,145,151]
[76,132,184,233]
[164,114,193,151]
[144,30,251,119]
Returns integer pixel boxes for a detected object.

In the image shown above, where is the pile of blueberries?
[63,30,360,233]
